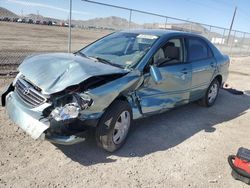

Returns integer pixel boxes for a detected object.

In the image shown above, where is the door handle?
[181,68,188,74]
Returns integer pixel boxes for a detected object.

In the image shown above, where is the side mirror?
[150,65,163,84]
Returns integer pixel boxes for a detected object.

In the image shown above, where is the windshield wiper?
[75,51,87,58]
[90,56,124,69]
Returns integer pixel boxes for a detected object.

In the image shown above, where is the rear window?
[187,38,211,61]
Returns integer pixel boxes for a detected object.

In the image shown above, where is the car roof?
[120,29,202,38]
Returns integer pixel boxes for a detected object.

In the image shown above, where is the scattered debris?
[209,179,218,183]
[222,83,244,95]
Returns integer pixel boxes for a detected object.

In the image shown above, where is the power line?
[210,0,235,8]
[186,0,228,12]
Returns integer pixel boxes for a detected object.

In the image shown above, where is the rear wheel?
[95,100,132,152]
[199,79,220,107]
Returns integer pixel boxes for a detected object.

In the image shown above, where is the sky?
[1,0,250,33]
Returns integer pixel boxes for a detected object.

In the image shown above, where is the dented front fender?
[81,70,143,119]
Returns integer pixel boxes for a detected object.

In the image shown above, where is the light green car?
[1,30,229,152]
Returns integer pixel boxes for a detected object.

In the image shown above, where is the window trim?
[186,36,214,62]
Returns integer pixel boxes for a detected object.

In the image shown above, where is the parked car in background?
[3,17,10,22]
[47,21,52,26]
[64,22,69,27]
[35,20,40,24]
[12,18,19,22]
[27,19,33,24]
[1,30,229,152]
[17,18,25,23]
[52,21,57,26]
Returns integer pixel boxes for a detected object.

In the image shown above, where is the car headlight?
[51,103,80,121]
[50,93,93,121]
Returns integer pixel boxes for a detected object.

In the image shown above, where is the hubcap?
[208,83,218,104]
[112,111,131,145]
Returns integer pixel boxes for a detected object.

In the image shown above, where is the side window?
[187,38,211,61]
[153,38,184,66]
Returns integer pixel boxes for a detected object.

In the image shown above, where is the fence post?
[240,32,246,56]
[230,30,236,56]
[222,29,226,41]
[247,36,250,54]
[164,17,168,29]
[68,0,72,53]
[208,26,212,40]
[128,9,132,30]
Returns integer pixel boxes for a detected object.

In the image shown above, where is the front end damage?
[1,68,143,145]
[2,81,93,145]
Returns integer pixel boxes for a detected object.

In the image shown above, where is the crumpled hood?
[18,53,128,94]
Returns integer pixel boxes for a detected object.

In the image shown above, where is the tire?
[199,79,220,107]
[95,100,132,152]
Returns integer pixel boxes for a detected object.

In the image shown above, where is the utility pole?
[68,0,72,53]
[128,9,132,30]
[227,6,237,44]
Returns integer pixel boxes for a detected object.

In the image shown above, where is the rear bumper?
[4,91,90,145]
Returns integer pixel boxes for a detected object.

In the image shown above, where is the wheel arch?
[111,94,142,120]
[214,74,223,86]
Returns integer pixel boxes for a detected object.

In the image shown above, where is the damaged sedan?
[1,30,229,152]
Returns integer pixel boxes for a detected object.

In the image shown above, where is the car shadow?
[55,90,250,166]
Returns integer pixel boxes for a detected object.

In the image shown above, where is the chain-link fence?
[0,0,250,77]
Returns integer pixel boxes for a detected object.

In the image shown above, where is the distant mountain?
[72,16,140,30]
[0,7,18,18]
[0,6,224,38]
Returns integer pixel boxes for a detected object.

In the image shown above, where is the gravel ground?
[0,55,250,187]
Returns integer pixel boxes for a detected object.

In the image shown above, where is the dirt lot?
[0,22,111,73]
[0,22,250,188]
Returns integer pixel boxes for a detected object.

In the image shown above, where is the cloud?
[6,0,90,15]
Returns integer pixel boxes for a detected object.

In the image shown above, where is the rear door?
[186,37,217,101]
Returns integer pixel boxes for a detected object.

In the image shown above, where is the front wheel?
[95,100,132,152]
[199,79,220,107]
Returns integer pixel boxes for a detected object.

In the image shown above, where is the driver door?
[136,38,192,115]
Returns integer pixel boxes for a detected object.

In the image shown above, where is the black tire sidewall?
[95,100,132,152]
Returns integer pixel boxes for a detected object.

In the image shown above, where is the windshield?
[80,32,159,69]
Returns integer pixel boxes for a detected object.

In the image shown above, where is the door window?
[187,38,211,61]
[153,38,184,66]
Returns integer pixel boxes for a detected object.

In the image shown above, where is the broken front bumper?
[4,91,87,145]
